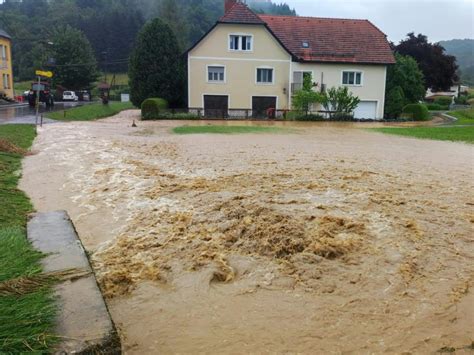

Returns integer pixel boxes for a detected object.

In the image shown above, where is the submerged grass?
[47,101,134,121]
[0,124,57,353]
[370,126,474,144]
[173,125,290,135]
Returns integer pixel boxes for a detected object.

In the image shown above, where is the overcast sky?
[285,0,474,43]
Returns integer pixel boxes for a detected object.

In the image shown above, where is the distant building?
[0,29,13,99]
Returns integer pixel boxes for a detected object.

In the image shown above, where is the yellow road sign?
[35,70,53,78]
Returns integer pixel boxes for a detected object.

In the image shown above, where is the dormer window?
[302,41,309,48]
[229,34,253,51]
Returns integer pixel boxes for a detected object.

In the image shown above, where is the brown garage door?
[252,96,277,119]
[204,95,228,118]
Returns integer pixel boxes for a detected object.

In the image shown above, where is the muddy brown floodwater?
[20,110,474,354]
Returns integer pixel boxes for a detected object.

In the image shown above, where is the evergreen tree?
[129,18,184,107]
[50,26,98,90]
[385,86,405,118]
[386,53,425,104]
[384,53,425,118]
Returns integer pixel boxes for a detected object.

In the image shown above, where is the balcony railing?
[0,59,7,69]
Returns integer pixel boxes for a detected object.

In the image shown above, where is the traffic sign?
[35,70,53,78]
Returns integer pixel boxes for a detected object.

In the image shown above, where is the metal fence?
[144,108,368,121]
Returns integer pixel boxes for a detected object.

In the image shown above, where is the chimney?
[225,0,238,13]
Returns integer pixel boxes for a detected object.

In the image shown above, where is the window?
[257,68,274,84]
[342,71,362,86]
[229,35,252,51]
[207,66,225,82]
[302,41,310,48]
[2,74,10,89]
[0,45,6,60]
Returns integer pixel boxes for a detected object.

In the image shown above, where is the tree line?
[0,0,296,81]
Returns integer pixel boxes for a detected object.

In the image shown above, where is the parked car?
[63,91,78,102]
[77,90,91,101]
[27,82,54,108]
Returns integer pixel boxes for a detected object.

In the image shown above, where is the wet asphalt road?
[0,102,87,125]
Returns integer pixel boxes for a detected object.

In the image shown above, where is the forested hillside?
[0,0,296,81]
[439,39,474,85]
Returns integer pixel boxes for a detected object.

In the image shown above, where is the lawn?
[449,108,474,125]
[13,81,31,96]
[173,125,290,135]
[371,126,474,144]
[0,125,57,353]
[47,101,134,121]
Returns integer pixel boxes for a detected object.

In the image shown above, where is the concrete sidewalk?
[27,211,121,354]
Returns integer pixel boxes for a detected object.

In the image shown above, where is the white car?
[63,91,78,102]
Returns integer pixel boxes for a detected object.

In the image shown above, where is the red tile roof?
[219,1,265,24]
[217,2,394,64]
[259,15,395,64]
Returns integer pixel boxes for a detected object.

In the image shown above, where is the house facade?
[0,29,13,99]
[187,0,395,119]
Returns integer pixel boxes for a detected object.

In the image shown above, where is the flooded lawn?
[20,111,474,354]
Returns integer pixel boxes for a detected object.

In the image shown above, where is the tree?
[49,26,98,90]
[385,86,405,118]
[396,33,458,91]
[292,73,322,113]
[158,0,188,51]
[128,18,184,107]
[384,53,425,118]
[321,87,360,118]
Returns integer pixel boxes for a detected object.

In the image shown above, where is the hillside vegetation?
[439,39,474,85]
[1,0,296,81]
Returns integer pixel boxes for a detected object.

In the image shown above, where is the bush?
[141,98,168,120]
[426,103,449,111]
[153,112,200,120]
[454,96,468,105]
[402,103,430,121]
[434,96,453,106]
[285,111,324,121]
[294,113,325,121]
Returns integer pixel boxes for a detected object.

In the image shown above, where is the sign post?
[34,70,53,128]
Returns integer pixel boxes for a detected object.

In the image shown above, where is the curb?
[27,211,121,354]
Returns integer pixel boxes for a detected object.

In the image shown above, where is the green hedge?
[285,111,325,121]
[141,98,169,120]
[151,112,200,120]
[403,103,430,121]
[434,97,453,106]
[426,103,449,111]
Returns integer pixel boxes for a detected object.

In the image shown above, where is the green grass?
[13,81,31,96]
[0,125,57,353]
[449,109,474,125]
[47,101,134,121]
[173,125,290,135]
[371,126,474,143]
[0,125,35,227]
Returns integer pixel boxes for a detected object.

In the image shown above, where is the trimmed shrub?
[285,111,324,121]
[426,103,449,111]
[434,96,453,106]
[141,98,168,120]
[402,103,430,121]
[295,113,325,121]
[153,112,200,120]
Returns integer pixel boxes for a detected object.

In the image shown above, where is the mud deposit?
[20,111,474,354]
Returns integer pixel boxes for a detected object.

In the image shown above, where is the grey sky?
[285,0,474,43]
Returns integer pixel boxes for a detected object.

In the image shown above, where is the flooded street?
[0,102,87,125]
[20,110,474,354]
